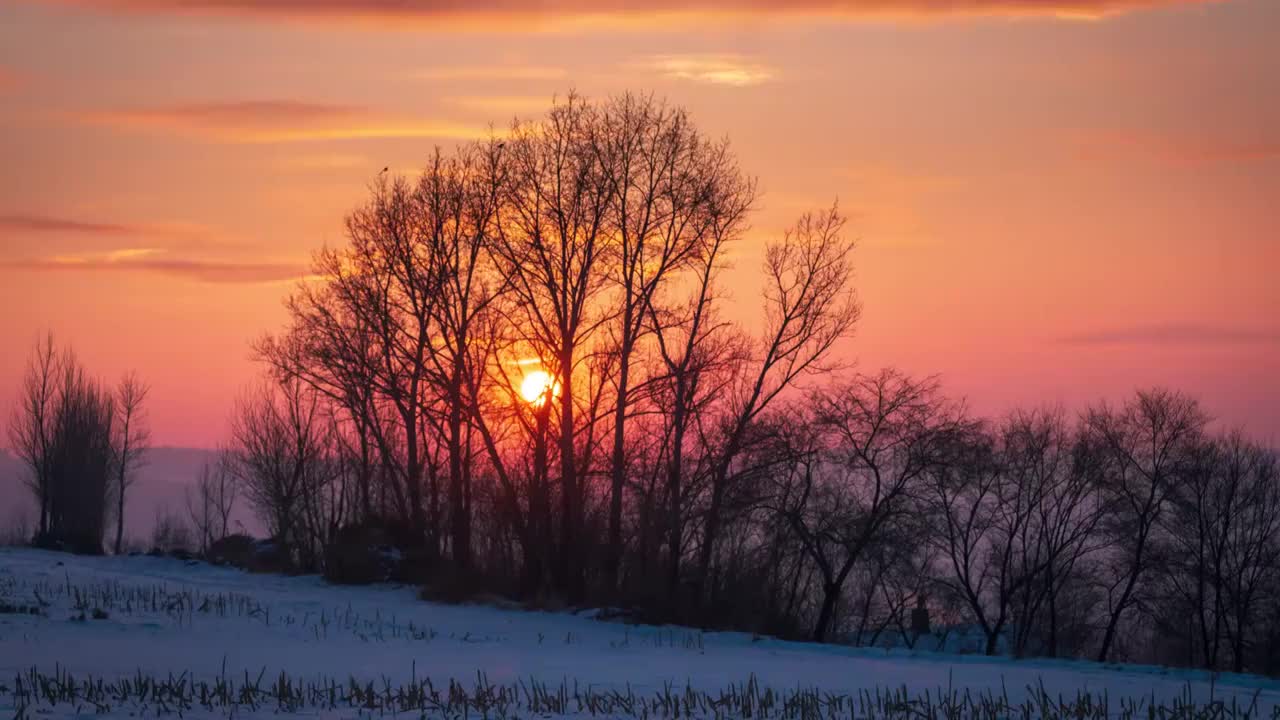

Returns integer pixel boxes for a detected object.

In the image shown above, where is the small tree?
[152,505,193,554]
[227,376,330,564]
[186,453,238,554]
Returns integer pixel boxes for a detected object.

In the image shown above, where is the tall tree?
[46,360,116,553]
[593,94,750,592]
[7,334,65,538]
[494,94,614,600]
[112,371,150,554]
[418,141,507,572]
[1085,388,1207,662]
[1004,409,1104,658]
[648,175,753,604]
[696,204,861,603]
[777,370,952,642]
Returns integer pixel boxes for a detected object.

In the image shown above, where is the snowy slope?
[1,548,1278,717]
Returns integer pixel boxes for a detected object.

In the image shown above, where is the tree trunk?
[665,381,688,606]
[404,407,427,549]
[985,627,1001,656]
[605,330,633,596]
[524,405,552,595]
[557,350,582,602]
[1046,569,1059,657]
[447,380,470,571]
[813,582,840,642]
[114,470,126,554]
[1098,567,1141,662]
[695,473,725,602]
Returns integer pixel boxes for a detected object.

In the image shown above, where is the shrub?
[150,509,193,555]
[206,533,291,573]
[323,524,401,585]
[418,565,515,607]
[207,533,256,567]
[32,529,103,556]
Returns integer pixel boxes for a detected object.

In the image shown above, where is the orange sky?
[1,0,1277,447]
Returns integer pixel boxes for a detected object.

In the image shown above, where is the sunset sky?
[1,0,1276,447]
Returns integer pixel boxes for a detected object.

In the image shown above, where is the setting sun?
[520,370,556,404]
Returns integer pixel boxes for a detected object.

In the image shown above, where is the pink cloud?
[1072,129,1280,167]
[5,254,308,284]
[77,101,483,143]
[25,0,1216,28]
[0,213,140,236]
[1061,324,1280,346]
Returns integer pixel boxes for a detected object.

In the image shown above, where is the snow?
[2,547,1278,718]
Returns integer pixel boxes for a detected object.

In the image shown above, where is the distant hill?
[0,446,262,546]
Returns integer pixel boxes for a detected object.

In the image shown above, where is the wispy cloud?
[25,0,1215,28]
[5,252,308,284]
[415,66,567,81]
[1,213,140,236]
[1061,324,1280,346]
[445,95,558,116]
[275,153,371,171]
[75,100,485,143]
[1071,129,1280,167]
[0,213,214,241]
[636,54,777,87]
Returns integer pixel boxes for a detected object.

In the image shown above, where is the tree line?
[7,93,1278,676]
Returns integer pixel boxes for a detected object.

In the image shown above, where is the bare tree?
[592,94,751,592]
[1164,432,1280,672]
[769,370,952,641]
[227,377,331,560]
[9,336,132,554]
[343,174,440,551]
[267,173,446,556]
[152,505,193,554]
[112,372,150,554]
[1006,409,1105,657]
[647,152,755,604]
[928,416,1073,656]
[46,360,117,554]
[1215,437,1280,673]
[7,334,65,538]
[492,94,614,600]
[418,141,507,572]
[696,203,861,602]
[186,453,238,553]
[1085,388,1207,662]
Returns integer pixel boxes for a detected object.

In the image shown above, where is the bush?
[32,529,102,556]
[150,509,193,555]
[418,565,516,607]
[207,533,256,567]
[323,524,401,585]
[207,534,293,573]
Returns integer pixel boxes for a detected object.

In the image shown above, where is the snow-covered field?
[2,547,1278,718]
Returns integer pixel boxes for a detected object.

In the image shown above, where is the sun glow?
[520,370,556,405]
